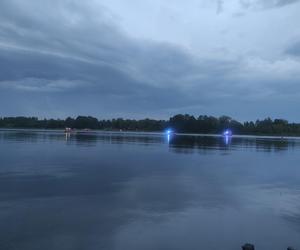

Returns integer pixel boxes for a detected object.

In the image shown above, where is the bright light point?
[166,129,173,135]
[223,129,232,137]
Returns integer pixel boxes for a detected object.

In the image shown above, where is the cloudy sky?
[0,0,300,120]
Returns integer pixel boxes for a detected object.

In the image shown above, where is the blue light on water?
[165,129,174,143]
[224,135,229,145]
[223,129,232,145]
[166,129,173,135]
[223,129,232,137]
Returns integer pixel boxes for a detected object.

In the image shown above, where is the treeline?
[0,116,166,131]
[1,115,300,135]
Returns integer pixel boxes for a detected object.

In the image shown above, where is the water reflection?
[224,135,232,146]
[169,135,296,153]
[0,130,300,250]
[1,129,297,153]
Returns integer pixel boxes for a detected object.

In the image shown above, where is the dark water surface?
[1,130,300,250]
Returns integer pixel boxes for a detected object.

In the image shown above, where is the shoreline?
[1,128,300,140]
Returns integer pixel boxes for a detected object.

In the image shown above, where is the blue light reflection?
[224,135,231,145]
[165,129,174,144]
[222,129,232,146]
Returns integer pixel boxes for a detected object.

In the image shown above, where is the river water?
[0,130,300,250]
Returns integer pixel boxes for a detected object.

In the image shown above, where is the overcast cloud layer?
[0,0,300,120]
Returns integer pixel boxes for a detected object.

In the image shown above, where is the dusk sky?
[0,0,300,120]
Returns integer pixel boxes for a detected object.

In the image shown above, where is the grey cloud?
[285,41,300,57]
[240,0,300,9]
[0,52,205,118]
[216,0,224,14]
[0,0,299,120]
[270,0,300,7]
[0,0,239,117]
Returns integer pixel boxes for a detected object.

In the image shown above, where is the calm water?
[1,130,300,250]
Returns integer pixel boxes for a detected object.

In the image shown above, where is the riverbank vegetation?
[0,115,300,136]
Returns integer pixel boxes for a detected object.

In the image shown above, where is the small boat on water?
[65,127,71,132]
[65,128,93,133]
[65,127,76,133]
